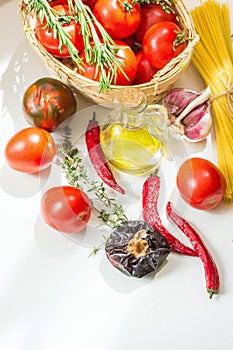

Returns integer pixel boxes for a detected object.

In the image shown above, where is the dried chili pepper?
[142,174,197,257]
[166,201,220,299]
[105,220,170,278]
[85,112,125,194]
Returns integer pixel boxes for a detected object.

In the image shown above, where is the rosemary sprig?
[27,0,125,92]
[27,0,82,65]
[58,127,128,229]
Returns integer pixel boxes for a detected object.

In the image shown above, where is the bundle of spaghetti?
[191,0,233,202]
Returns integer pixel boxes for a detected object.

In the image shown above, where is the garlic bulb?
[162,86,212,142]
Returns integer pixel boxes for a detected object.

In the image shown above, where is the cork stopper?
[116,88,147,112]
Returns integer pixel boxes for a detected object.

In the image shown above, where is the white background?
[0,1,233,349]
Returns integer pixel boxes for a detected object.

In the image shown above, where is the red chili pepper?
[142,174,197,257]
[85,112,125,194]
[166,201,220,299]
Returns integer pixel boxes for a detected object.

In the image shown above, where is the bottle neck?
[121,109,145,129]
[113,88,148,129]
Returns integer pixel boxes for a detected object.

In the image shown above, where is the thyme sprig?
[58,127,128,229]
[26,0,125,92]
[88,235,108,257]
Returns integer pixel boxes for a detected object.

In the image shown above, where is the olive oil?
[100,88,167,176]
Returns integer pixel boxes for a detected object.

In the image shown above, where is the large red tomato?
[143,21,187,70]
[23,77,77,132]
[78,40,137,86]
[35,3,84,57]
[135,3,178,44]
[93,0,141,39]
[133,50,158,85]
[5,127,56,173]
[176,158,226,210]
[41,186,92,233]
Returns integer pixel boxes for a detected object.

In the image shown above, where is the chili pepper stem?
[207,289,216,299]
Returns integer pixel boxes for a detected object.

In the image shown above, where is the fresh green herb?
[58,127,128,229]
[88,235,108,257]
[26,0,125,92]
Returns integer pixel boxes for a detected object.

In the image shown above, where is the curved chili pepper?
[166,201,220,299]
[142,174,197,257]
[85,112,125,194]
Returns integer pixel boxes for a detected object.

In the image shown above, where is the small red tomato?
[35,3,84,57]
[5,127,56,173]
[113,40,137,85]
[135,3,178,44]
[176,157,226,210]
[41,186,92,233]
[143,21,187,70]
[78,40,137,86]
[133,50,158,85]
[82,0,97,10]
[93,0,141,39]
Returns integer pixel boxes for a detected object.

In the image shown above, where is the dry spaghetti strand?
[191,0,233,202]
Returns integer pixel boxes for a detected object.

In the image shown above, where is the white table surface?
[1,1,233,349]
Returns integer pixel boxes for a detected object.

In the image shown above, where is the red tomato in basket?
[41,186,92,233]
[82,0,98,10]
[5,127,56,173]
[93,0,141,39]
[135,3,178,44]
[143,21,187,70]
[176,158,226,210]
[78,40,137,86]
[133,50,158,85]
[35,3,84,58]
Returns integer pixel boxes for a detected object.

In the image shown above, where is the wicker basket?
[19,0,199,105]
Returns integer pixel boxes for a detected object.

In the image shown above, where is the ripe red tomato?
[113,40,137,85]
[133,50,158,85]
[176,158,226,210]
[93,0,141,39]
[35,3,84,57]
[78,40,137,86]
[23,77,77,132]
[77,43,102,81]
[41,186,92,233]
[5,127,56,173]
[143,21,187,70]
[82,0,97,10]
[135,3,178,44]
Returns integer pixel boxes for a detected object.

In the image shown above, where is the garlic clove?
[183,107,212,142]
[162,88,199,117]
[182,102,209,127]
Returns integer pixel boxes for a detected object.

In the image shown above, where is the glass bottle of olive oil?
[100,88,168,176]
